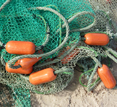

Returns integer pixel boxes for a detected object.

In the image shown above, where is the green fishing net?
[0,83,31,107]
[0,0,117,107]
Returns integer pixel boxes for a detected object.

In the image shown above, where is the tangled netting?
[0,0,117,106]
[0,83,31,107]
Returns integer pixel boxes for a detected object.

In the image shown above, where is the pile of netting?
[0,0,117,106]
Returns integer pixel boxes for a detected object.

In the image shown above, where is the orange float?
[29,68,57,85]
[6,41,35,54]
[18,50,43,69]
[6,62,33,74]
[18,57,41,69]
[97,64,116,89]
[84,33,109,46]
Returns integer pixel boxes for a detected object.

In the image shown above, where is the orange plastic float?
[84,33,109,46]
[6,41,35,54]
[18,57,41,69]
[97,64,116,89]
[6,62,33,74]
[18,50,43,69]
[29,68,57,85]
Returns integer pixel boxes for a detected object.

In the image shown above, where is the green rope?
[54,66,73,74]
[0,0,11,12]
[79,68,100,88]
[62,11,97,33]
[105,47,117,63]
[91,57,102,68]
[32,14,50,50]
[106,52,117,63]
[79,56,102,91]
[0,0,8,46]
[45,5,62,45]
[79,68,93,87]
[87,63,101,91]
[106,47,117,57]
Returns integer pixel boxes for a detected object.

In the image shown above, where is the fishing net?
[0,0,117,106]
[0,83,31,107]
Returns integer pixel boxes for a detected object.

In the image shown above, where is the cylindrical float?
[97,64,116,89]
[18,57,41,69]
[84,33,109,46]
[18,49,43,69]
[6,41,35,54]
[6,62,33,74]
[29,68,57,85]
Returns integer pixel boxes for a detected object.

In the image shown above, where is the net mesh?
[0,83,31,107]
[0,0,117,106]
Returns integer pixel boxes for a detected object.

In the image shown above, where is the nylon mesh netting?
[0,0,117,107]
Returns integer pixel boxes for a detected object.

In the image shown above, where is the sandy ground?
[31,60,117,107]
